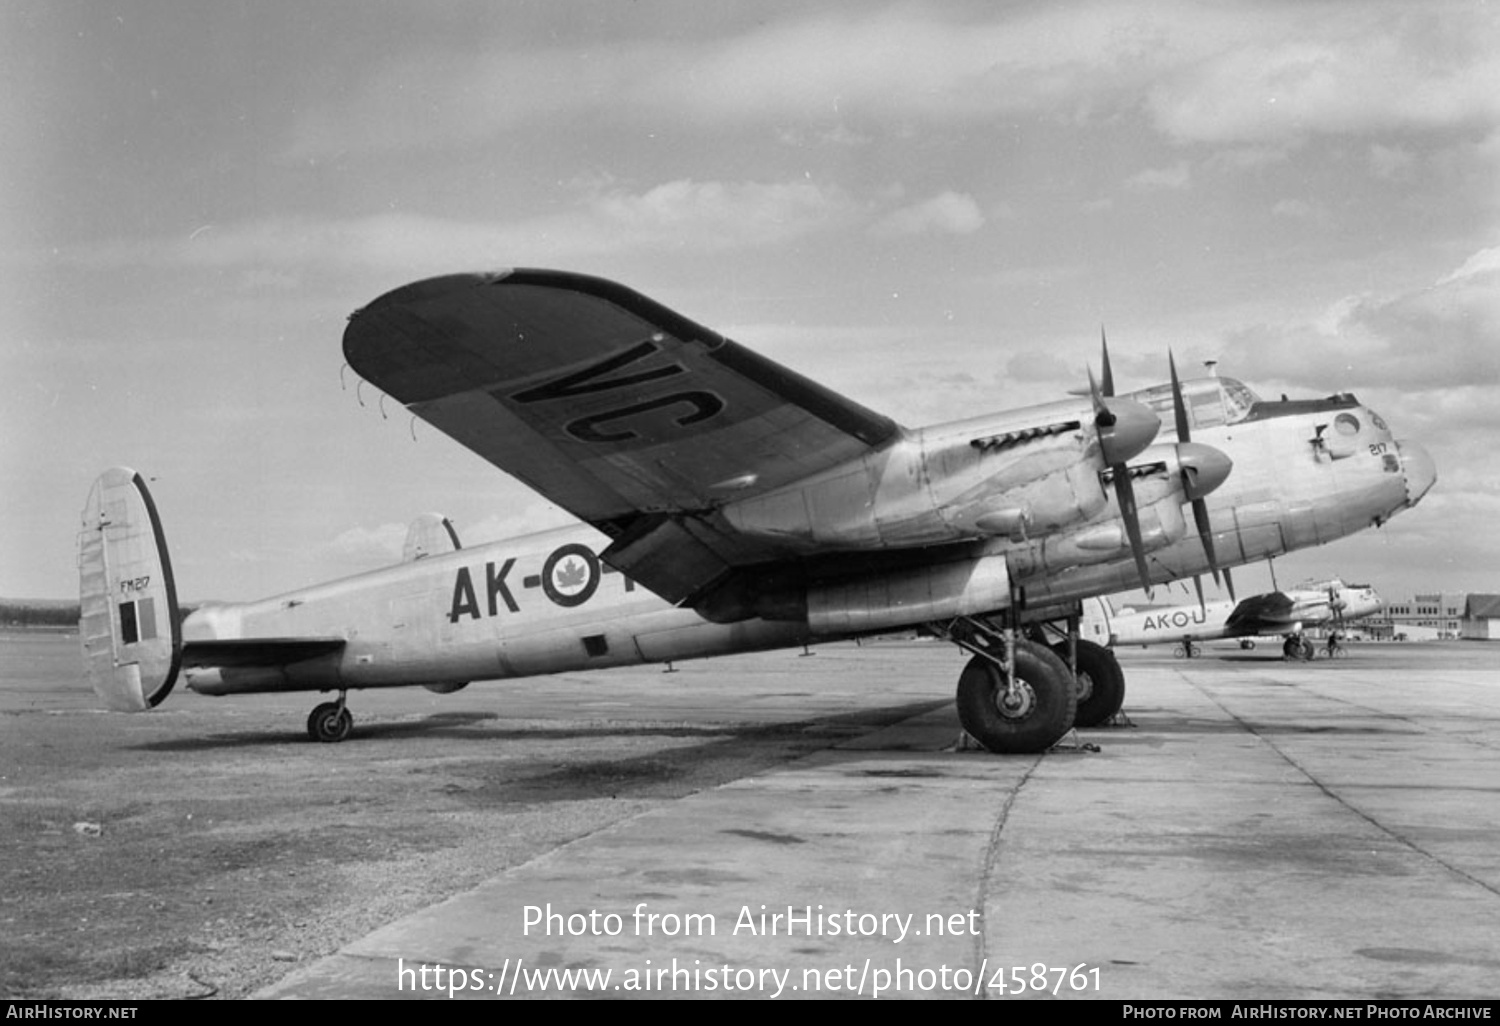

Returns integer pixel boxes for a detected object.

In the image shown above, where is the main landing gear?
[1282,634,1315,662]
[929,616,1077,754]
[1056,637,1126,728]
[929,607,1129,754]
[307,692,353,743]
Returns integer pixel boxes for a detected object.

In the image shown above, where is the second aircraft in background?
[1088,579,1383,659]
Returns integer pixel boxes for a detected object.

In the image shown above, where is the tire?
[308,703,353,743]
[1065,640,1126,728]
[957,639,1077,754]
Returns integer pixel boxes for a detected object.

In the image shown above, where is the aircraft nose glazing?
[1396,440,1437,506]
[1176,442,1233,500]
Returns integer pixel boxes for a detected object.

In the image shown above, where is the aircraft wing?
[344,270,902,604]
[1222,592,1298,635]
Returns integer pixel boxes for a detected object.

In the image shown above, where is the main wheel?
[307,702,353,743]
[1061,639,1126,728]
[956,639,1077,754]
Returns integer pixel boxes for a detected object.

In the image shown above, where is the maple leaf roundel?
[542,543,601,607]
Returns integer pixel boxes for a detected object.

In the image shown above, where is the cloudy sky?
[4,0,1497,606]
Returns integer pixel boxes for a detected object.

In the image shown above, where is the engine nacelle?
[1001,440,1216,579]
[423,681,469,695]
[695,552,1014,632]
[723,397,1158,551]
[806,554,1012,634]
[1005,497,1188,579]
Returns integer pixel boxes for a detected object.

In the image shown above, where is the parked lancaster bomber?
[78,270,1436,753]
[1087,578,1383,658]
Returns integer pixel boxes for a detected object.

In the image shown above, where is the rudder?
[78,468,182,711]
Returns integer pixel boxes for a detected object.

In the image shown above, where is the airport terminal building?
[1362,592,1500,641]
[1458,594,1500,640]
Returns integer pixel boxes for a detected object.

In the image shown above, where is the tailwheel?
[956,638,1076,754]
[307,697,353,743]
[1063,639,1126,728]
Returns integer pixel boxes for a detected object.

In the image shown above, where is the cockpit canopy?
[1125,376,1261,433]
[1124,376,1365,435]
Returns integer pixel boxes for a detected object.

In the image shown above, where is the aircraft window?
[1189,384,1226,428]
[1130,376,1263,432]
[1218,378,1260,424]
[1335,413,1361,436]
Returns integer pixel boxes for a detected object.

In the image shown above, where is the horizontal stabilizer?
[181,638,346,668]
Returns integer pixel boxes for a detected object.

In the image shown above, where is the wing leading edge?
[344,270,902,604]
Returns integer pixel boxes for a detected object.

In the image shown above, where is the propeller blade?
[1169,349,1191,443]
[1113,469,1152,595]
[1100,327,1115,397]
[1171,356,1228,591]
[1192,574,1206,614]
[1223,565,1237,603]
[1191,498,1223,588]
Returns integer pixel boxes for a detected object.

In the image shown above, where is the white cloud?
[328,522,407,566]
[1271,198,1324,220]
[1145,8,1500,145]
[591,179,851,247]
[35,179,857,275]
[1126,162,1192,190]
[283,4,1500,157]
[870,191,984,237]
[1223,244,1500,391]
[1369,143,1416,180]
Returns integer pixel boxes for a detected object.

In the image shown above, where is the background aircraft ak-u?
[78,270,1436,754]
[1086,578,1383,659]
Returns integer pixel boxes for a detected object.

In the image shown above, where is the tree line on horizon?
[1,601,80,628]
[2,601,202,628]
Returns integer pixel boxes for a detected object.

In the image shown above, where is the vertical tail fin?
[77,468,181,711]
[402,512,462,562]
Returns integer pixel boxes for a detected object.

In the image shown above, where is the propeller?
[1327,581,1346,629]
[1168,351,1235,601]
[1093,331,1155,594]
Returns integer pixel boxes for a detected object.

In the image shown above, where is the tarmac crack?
[1180,671,1500,904]
[972,753,1046,999]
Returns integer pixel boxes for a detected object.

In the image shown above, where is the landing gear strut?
[307,692,353,743]
[930,616,1076,753]
[1030,611,1127,729]
[1057,638,1125,727]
